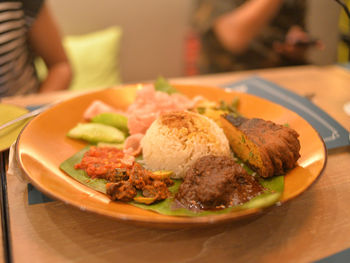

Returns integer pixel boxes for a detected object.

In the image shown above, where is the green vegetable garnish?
[152,170,173,179]
[196,107,206,114]
[154,76,178,94]
[133,196,157,205]
[218,97,240,116]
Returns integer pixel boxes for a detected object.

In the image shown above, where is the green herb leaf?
[154,76,178,94]
[196,107,206,114]
[217,97,240,116]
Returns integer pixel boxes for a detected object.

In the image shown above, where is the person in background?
[191,0,322,74]
[0,0,72,97]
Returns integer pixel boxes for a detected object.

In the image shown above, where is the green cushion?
[36,26,123,91]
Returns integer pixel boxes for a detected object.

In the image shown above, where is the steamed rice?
[141,111,231,178]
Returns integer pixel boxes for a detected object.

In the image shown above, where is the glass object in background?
[336,0,350,62]
[334,0,350,118]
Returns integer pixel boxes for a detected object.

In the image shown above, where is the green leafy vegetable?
[196,107,206,114]
[154,76,178,94]
[218,97,240,116]
[60,147,284,217]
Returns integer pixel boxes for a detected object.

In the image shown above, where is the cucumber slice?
[91,112,128,134]
[67,123,125,143]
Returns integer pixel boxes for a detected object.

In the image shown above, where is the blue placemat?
[315,248,350,263]
[27,184,53,205]
[338,62,350,70]
[223,76,350,150]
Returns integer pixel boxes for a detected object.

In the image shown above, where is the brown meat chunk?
[106,181,137,201]
[176,155,264,210]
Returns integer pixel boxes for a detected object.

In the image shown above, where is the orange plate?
[16,84,327,228]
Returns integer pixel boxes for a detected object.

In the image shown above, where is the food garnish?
[218,98,240,116]
[154,76,178,94]
[133,196,157,205]
[151,170,173,179]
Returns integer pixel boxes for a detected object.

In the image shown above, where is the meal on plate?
[60,77,301,216]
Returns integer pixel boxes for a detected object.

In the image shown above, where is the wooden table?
[2,65,350,263]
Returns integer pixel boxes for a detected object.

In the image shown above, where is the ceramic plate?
[0,104,29,152]
[16,84,327,227]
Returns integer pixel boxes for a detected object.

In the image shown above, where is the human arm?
[273,25,324,62]
[28,3,72,93]
[213,0,283,54]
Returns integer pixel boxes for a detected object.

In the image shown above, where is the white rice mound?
[141,111,231,179]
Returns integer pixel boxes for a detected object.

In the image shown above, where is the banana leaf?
[60,147,108,193]
[60,146,284,217]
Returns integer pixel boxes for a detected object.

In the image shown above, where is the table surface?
[2,65,350,263]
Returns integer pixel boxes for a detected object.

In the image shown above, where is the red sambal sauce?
[74,146,134,180]
[74,146,173,204]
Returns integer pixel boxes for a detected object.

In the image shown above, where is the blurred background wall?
[47,0,342,83]
[307,0,341,65]
[47,0,193,83]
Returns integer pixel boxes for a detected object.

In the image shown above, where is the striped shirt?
[0,0,44,97]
